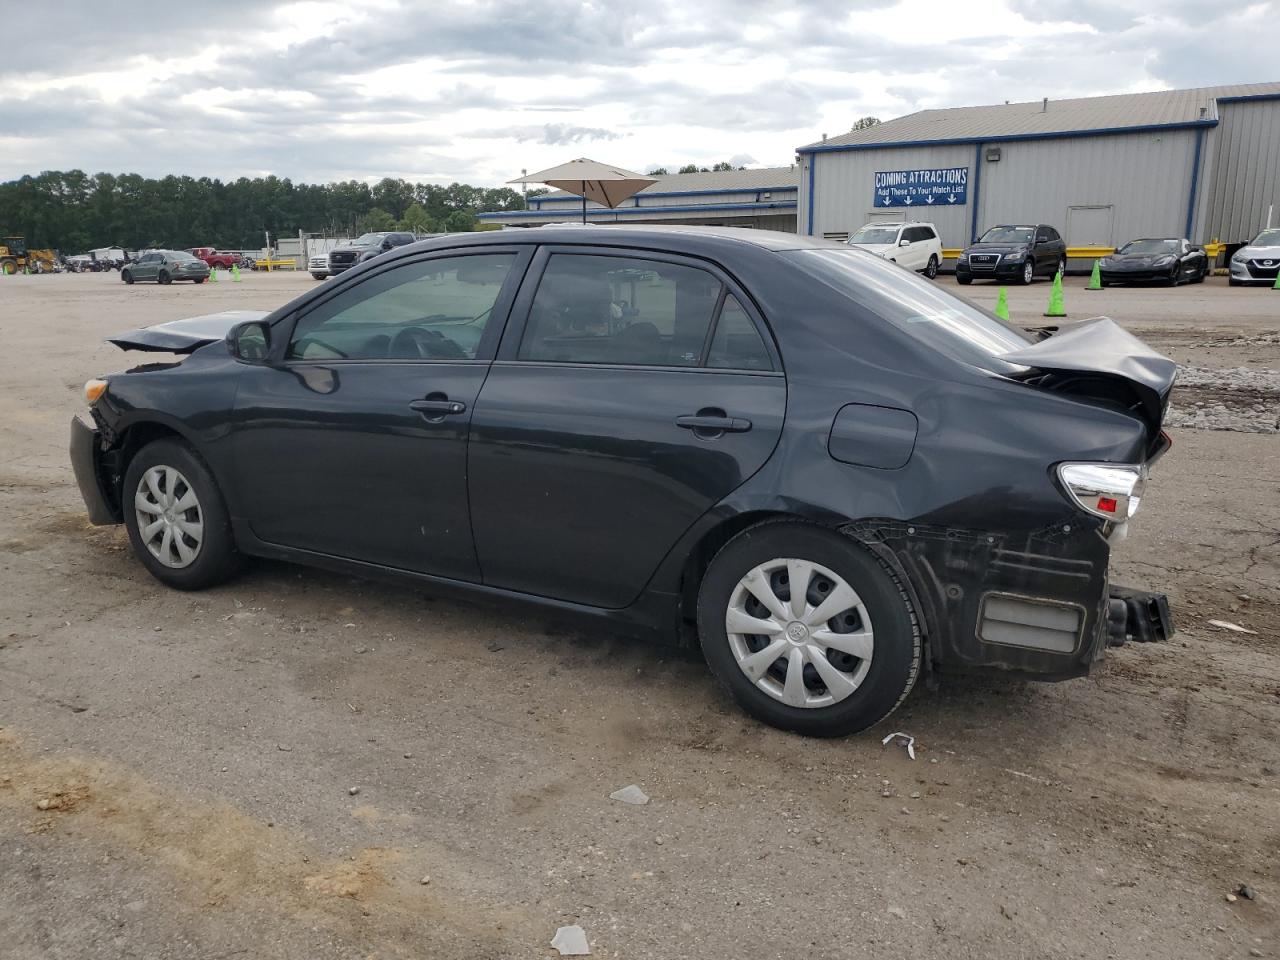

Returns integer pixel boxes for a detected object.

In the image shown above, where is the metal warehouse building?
[798,82,1280,260]
[479,166,799,230]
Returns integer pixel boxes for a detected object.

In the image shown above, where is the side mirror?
[228,320,272,362]
[898,238,911,246]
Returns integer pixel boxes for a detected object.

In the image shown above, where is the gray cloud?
[2,0,1276,184]
[473,123,625,144]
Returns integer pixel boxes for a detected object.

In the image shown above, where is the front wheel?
[1020,259,1035,285]
[123,438,241,590]
[697,521,920,737]
[158,270,171,285]
[122,270,134,284]
[956,274,972,285]
[924,254,939,279]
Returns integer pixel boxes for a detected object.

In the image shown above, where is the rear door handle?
[409,398,466,416]
[676,414,752,433]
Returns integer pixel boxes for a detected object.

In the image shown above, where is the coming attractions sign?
[874,167,968,207]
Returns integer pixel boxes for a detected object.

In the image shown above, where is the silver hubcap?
[726,558,874,709]
[1023,262,1033,283]
[134,465,203,568]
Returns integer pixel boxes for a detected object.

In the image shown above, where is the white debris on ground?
[1164,365,1280,434]
[550,924,591,956]
[609,784,650,805]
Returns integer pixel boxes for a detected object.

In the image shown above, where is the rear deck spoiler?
[107,310,269,353]
[1001,317,1177,433]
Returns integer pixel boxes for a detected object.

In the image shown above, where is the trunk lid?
[107,310,269,353]
[1000,316,1177,440]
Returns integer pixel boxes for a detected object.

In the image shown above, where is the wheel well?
[106,421,187,506]
[677,510,793,624]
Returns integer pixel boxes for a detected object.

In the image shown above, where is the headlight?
[84,379,109,405]
[1057,462,1145,521]
[1231,251,1247,263]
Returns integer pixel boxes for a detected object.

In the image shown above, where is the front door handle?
[676,413,752,436]
[409,398,466,418]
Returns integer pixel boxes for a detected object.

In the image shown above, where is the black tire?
[122,438,241,590]
[0,258,16,276]
[1020,259,1035,285]
[158,270,171,285]
[924,255,939,280]
[696,520,920,738]
[956,275,972,285]
[1229,277,1242,287]
[122,270,134,284]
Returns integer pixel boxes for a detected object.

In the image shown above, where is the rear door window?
[519,254,721,366]
[706,295,773,371]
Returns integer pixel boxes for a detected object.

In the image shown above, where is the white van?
[848,221,943,279]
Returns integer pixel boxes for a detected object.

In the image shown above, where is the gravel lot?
[1,271,1277,959]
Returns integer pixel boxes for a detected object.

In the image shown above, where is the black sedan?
[956,223,1067,285]
[1099,238,1208,286]
[71,226,1175,737]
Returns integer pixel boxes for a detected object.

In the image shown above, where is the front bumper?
[70,415,120,525]
[957,258,1025,281]
[1230,259,1279,282]
[1100,266,1174,283]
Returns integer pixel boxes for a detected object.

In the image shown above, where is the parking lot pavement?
[1,273,1277,959]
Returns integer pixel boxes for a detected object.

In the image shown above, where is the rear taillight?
[1057,463,1146,521]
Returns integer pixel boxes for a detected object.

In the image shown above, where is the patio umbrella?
[510,158,659,223]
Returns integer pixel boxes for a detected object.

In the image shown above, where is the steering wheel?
[391,326,467,360]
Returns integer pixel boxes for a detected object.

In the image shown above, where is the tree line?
[0,170,551,252]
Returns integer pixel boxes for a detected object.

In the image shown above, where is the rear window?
[780,248,1034,372]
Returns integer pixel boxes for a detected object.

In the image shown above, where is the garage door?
[1066,205,1114,246]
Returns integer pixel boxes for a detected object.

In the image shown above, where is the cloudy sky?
[3,0,1277,187]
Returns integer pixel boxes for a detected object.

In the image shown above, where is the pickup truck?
[189,247,240,269]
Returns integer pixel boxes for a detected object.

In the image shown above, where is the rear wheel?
[122,270,134,284]
[924,254,939,280]
[123,438,241,590]
[158,270,171,285]
[1020,259,1035,285]
[697,521,920,737]
[193,277,206,284]
[0,258,16,275]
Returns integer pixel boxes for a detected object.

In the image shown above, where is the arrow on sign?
[925,195,935,204]
[947,193,957,203]
[904,195,913,205]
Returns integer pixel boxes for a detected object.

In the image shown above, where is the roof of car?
[414,224,842,255]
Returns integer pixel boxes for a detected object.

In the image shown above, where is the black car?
[957,224,1067,285]
[70,226,1175,737]
[327,231,417,275]
[1099,238,1207,286]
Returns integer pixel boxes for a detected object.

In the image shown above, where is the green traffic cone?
[1087,259,1102,290]
[994,286,1010,321]
[231,263,241,282]
[210,266,218,282]
[1273,270,1280,290]
[1043,271,1066,317]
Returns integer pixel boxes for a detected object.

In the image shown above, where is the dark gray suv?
[957,224,1068,285]
[327,232,417,275]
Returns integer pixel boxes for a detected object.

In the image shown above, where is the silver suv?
[1229,228,1280,286]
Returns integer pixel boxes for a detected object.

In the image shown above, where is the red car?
[189,247,239,269]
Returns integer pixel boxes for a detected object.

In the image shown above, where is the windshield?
[1252,229,1280,246]
[353,233,387,246]
[849,226,900,245]
[979,226,1035,244]
[1119,239,1179,255]
[782,248,1033,373]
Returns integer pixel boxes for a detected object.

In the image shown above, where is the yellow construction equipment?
[0,237,58,274]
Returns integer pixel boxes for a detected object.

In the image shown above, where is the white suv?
[848,221,943,279]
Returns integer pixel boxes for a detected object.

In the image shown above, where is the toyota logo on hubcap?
[786,622,809,643]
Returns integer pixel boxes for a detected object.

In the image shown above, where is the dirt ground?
[1,270,1277,959]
